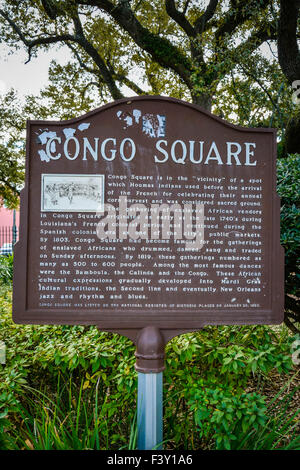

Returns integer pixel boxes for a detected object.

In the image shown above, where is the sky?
[0,38,276,100]
[0,41,137,103]
[0,42,72,99]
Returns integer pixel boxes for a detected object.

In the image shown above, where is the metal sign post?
[135,326,165,450]
[137,372,163,450]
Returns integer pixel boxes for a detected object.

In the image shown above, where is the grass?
[6,375,112,450]
[235,374,300,450]
[3,371,299,451]
[0,283,298,450]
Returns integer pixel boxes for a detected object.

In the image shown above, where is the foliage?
[277,154,300,260]
[163,325,295,448]
[0,1,287,113]
[233,381,300,450]
[277,153,300,331]
[214,58,292,136]
[0,91,25,208]
[0,255,14,285]
[188,386,267,450]
[4,377,138,450]
[186,376,299,450]
[0,287,297,450]
[0,1,299,201]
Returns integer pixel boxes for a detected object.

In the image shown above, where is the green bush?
[0,255,13,286]
[0,155,298,449]
[187,386,267,450]
[277,153,300,331]
[0,287,297,450]
[163,326,295,448]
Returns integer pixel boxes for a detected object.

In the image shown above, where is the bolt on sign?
[13,96,284,345]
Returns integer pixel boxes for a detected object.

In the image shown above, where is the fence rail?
[0,226,19,254]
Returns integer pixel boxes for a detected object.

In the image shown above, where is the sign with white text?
[13,96,284,332]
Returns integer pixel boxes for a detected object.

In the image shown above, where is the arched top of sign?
[28,95,275,136]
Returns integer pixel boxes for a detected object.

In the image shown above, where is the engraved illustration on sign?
[41,174,104,212]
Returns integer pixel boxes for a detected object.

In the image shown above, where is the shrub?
[0,286,297,450]
[0,255,13,286]
[277,153,300,332]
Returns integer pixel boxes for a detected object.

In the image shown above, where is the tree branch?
[0,7,74,63]
[237,61,281,114]
[165,0,195,37]
[233,19,277,57]
[0,6,124,100]
[215,0,271,41]
[41,0,63,20]
[106,58,146,95]
[66,42,99,76]
[183,1,191,15]
[278,0,300,84]
[116,75,146,95]
[194,0,219,34]
[71,10,124,100]
[284,313,300,334]
[76,0,193,88]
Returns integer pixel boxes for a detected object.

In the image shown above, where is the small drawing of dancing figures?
[49,184,58,206]
[68,183,75,205]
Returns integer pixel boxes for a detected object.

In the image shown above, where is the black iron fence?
[0,225,19,255]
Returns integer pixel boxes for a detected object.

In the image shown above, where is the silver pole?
[137,372,163,450]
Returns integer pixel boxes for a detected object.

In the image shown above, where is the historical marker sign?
[13,96,284,333]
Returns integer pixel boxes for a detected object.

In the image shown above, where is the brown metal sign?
[13,96,284,342]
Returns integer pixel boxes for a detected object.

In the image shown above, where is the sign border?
[12,95,285,331]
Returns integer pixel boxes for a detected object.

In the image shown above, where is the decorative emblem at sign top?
[117,108,166,138]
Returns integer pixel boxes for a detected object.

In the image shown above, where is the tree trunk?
[278,0,300,85]
[284,108,300,154]
[191,92,212,111]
